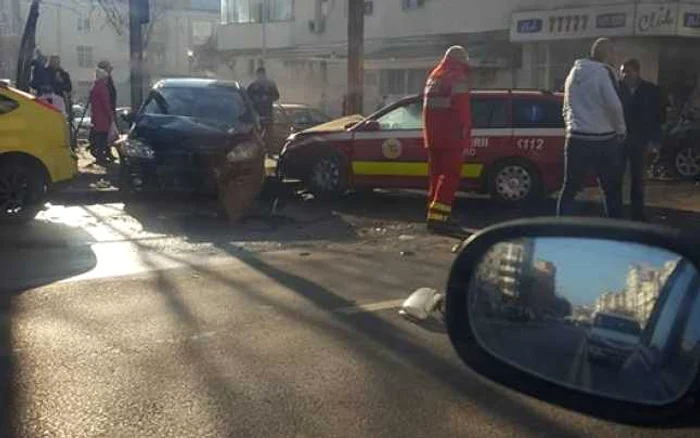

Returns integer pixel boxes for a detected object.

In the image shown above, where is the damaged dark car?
[117,78,265,219]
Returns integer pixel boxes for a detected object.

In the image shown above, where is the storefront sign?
[679,3,700,37]
[511,5,634,42]
[635,4,678,36]
[511,3,700,41]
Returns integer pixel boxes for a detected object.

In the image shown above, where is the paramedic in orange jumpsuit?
[423,46,471,233]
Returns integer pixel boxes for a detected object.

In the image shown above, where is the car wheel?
[0,158,48,223]
[672,145,700,179]
[306,149,349,200]
[488,159,542,204]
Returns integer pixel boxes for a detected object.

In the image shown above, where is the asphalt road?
[2,198,700,437]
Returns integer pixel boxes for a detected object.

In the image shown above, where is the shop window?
[472,97,508,129]
[513,98,564,128]
[0,95,19,115]
[380,69,429,96]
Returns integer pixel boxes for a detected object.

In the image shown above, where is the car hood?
[131,114,256,153]
[298,114,364,134]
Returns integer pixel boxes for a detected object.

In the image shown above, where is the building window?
[76,46,94,68]
[379,69,428,96]
[364,1,374,15]
[223,0,293,24]
[77,17,91,32]
[402,0,425,10]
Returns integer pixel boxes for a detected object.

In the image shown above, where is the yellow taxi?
[0,83,77,222]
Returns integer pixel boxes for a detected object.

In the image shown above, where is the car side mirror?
[121,111,135,125]
[446,218,700,422]
[360,120,380,132]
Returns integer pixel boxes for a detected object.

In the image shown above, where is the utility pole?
[346,0,364,115]
[129,0,148,108]
[260,0,267,67]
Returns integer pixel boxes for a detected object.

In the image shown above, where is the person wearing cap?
[97,60,117,112]
[422,45,472,234]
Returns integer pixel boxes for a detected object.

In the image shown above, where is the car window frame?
[0,94,20,115]
[472,95,510,129]
[512,96,565,129]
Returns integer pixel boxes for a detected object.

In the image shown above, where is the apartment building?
[594,259,680,324]
[217,1,700,116]
[6,0,219,106]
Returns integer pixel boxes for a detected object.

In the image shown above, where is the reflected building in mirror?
[594,260,680,325]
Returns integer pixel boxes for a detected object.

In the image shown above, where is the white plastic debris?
[399,288,444,321]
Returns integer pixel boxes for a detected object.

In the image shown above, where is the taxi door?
[463,94,513,191]
[350,99,428,189]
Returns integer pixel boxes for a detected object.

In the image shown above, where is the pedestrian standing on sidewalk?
[423,45,471,234]
[557,38,626,218]
[46,55,72,119]
[97,60,117,113]
[619,58,662,222]
[89,68,115,166]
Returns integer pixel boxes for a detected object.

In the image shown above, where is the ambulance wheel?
[306,149,349,200]
[488,159,542,204]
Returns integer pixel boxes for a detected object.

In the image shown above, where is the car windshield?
[595,314,642,336]
[143,85,253,128]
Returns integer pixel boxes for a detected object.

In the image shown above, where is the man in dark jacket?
[247,67,280,127]
[619,58,662,221]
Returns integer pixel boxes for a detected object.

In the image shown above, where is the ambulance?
[279,90,568,203]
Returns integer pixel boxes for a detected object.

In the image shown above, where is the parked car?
[265,103,331,156]
[116,78,265,218]
[281,103,331,131]
[587,311,642,365]
[279,90,580,203]
[0,83,77,222]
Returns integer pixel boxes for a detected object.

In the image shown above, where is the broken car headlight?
[123,138,155,160]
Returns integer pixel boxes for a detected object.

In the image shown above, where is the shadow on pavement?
[0,220,98,437]
[329,188,700,233]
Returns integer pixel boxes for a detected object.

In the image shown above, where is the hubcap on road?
[496,165,532,201]
[312,158,340,192]
[0,167,29,215]
[675,147,700,177]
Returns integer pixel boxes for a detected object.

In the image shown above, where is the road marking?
[567,337,587,385]
[335,299,405,315]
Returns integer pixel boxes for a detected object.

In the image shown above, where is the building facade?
[7,0,219,106]
[594,259,680,324]
[217,0,700,116]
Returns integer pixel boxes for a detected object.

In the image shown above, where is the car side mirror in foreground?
[446,218,700,423]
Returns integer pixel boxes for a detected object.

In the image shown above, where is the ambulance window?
[513,98,564,128]
[471,97,508,129]
[376,101,423,130]
[0,95,19,115]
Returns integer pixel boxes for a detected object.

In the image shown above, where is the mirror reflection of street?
[470,238,700,405]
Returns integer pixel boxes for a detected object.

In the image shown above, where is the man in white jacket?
[557,38,627,218]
